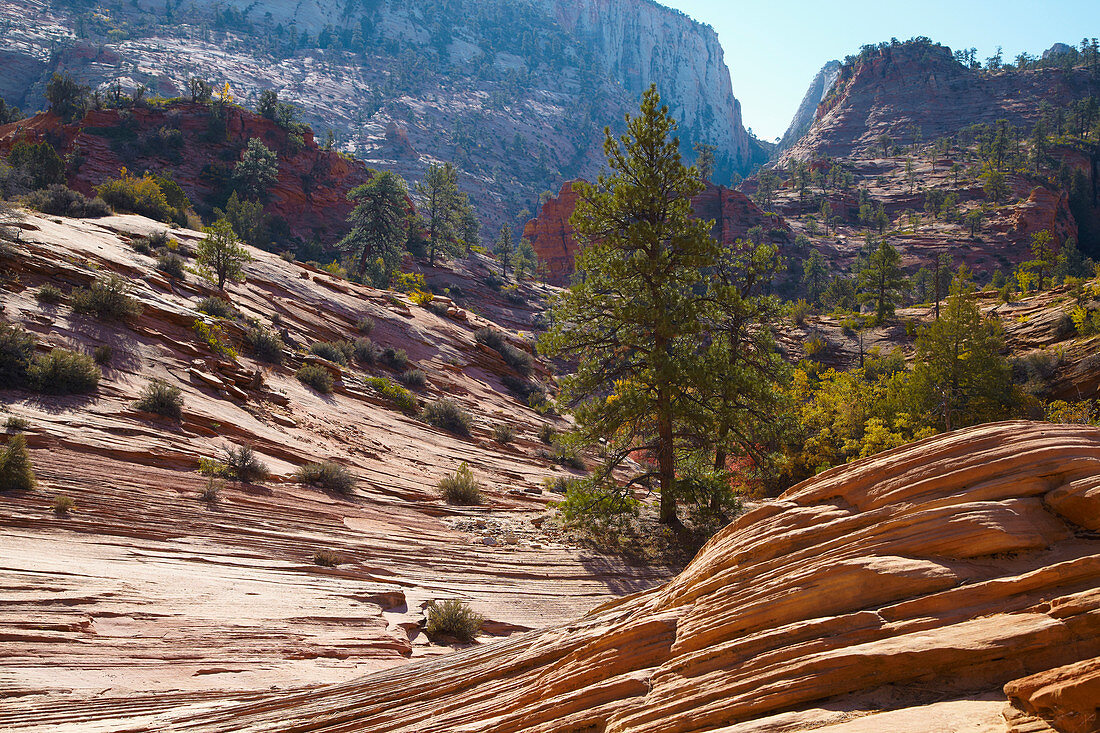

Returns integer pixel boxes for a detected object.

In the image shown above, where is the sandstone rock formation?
[8,420,1097,732]
[523,179,784,285]
[777,59,841,152]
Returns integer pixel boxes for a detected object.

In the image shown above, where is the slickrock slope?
[16,420,1098,733]
[524,180,784,285]
[0,210,670,714]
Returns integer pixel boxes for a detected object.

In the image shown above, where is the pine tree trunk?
[656,387,678,526]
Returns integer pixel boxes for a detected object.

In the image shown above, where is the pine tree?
[1025,229,1058,292]
[456,197,480,257]
[541,86,716,526]
[514,238,537,280]
[338,170,409,286]
[801,249,828,305]
[196,219,251,289]
[416,162,460,264]
[693,142,716,183]
[494,225,514,279]
[233,138,279,200]
[858,237,906,324]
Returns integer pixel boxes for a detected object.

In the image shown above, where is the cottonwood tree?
[541,86,781,526]
[338,170,409,286]
[197,219,251,289]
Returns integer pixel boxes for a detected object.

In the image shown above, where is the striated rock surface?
[524,180,783,285]
[777,59,841,152]
[7,420,1098,732]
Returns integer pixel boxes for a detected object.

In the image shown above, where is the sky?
[659,0,1100,142]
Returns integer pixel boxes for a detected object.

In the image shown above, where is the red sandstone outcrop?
[524,179,785,285]
[11,420,1097,732]
[0,103,375,244]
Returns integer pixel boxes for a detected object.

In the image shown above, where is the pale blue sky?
[659,0,1100,141]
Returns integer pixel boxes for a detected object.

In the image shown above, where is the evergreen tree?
[858,237,906,324]
[494,225,513,279]
[514,238,537,280]
[416,162,460,264]
[541,86,717,526]
[692,142,716,182]
[233,139,279,200]
[196,219,252,289]
[908,274,1014,431]
[45,73,89,123]
[456,196,480,256]
[1024,229,1057,291]
[216,191,267,248]
[338,170,409,286]
[801,249,828,305]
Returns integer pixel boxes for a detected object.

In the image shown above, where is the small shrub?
[552,442,585,470]
[398,368,426,388]
[194,320,236,359]
[222,443,268,483]
[295,460,357,494]
[501,373,538,399]
[803,334,827,358]
[200,476,222,504]
[438,462,482,505]
[133,378,183,418]
[474,327,506,352]
[70,275,142,321]
[492,423,515,444]
[296,364,333,393]
[310,341,349,365]
[198,456,228,477]
[147,230,170,249]
[25,184,110,218]
[313,550,342,567]
[35,284,64,304]
[197,296,236,319]
[156,252,186,280]
[352,337,379,364]
[27,349,100,394]
[92,345,113,365]
[52,495,75,515]
[790,298,812,325]
[131,238,153,256]
[0,434,36,491]
[422,398,472,437]
[476,328,531,375]
[381,347,409,371]
[245,326,284,364]
[97,170,174,222]
[356,316,375,334]
[425,598,483,641]
[5,416,30,431]
[538,423,556,445]
[0,322,35,387]
[363,376,418,413]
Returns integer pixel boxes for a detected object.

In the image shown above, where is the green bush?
[422,398,472,437]
[310,341,350,365]
[356,316,375,334]
[551,442,585,470]
[133,378,183,418]
[245,326,284,364]
[295,460,357,494]
[0,434,36,491]
[425,599,483,641]
[381,347,409,371]
[27,349,100,394]
[156,252,186,280]
[92,345,113,365]
[313,549,342,567]
[790,298,813,325]
[4,416,30,431]
[363,376,418,413]
[7,141,65,190]
[97,170,178,223]
[398,368,426,388]
[537,423,556,445]
[197,296,236,319]
[296,364,333,393]
[222,443,268,483]
[35,284,64,304]
[438,462,482,505]
[492,422,515,444]
[200,476,222,504]
[353,337,379,364]
[70,275,142,321]
[476,327,532,375]
[52,494,75,515]
[0,322,35,387]
[25,185,110,218]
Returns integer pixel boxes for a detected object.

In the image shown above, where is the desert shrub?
[363,376,418,413]
[156,252,186,280]
[0,434,36,491]
[222,443,268,483]
[492,422,515,444]
[52,494,75,515]
[790,298,812,325]
[92,345,113,365]
[398,368,426,388]
[147,230,171,249]
[197,296,236,319]
[26,349,100,394]
[7,140,65,189]
[133,378,183,418]
[309,341,349,365]
[438,462,482,505]
[295,460,357,494]
[200,476,222,504]
[97,169,175,222]
[476,327,531,375]
[313,550,342,567]
[0,322,35,387]
[537,423,556,445]
[245,326,284,364]
[70,275,142,321]
[502,374,539,399]
[381,347,409,371]
[35,284,63,304]
[803,334,827,358]
[198,456,228,477]
[422,398,472,437]
[551,442,585,470]
[194,321,236,359]
[25,184,110,218]
[352,337,379,364]
[356,316,375,334]
[4,416,30,431]
[474,327,505,351]
[425,599,483,641]
[296,364,333,393]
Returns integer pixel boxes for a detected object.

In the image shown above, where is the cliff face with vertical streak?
[777,59,841,152]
